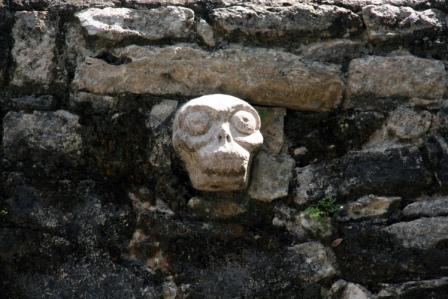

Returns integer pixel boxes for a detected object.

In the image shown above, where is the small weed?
[304,197,342,223]
[0,209,8,217]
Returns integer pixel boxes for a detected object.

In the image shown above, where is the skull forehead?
[180,94,253,112]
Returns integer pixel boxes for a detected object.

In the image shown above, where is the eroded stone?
[146,100,178,129]
[340,195,401,221]
[286,242,339,283]
[75,6,194,43]
[384,217,448,250]
[362,5,445,42]
[346,55,446,104]
[295,147,432,205]
[403,196,448,218]
[3,110,82,164]
[210,4,362,40]
[256,106,286,154]
[248,151,294,202]
[73,44,344,111]
[11,11,56,88]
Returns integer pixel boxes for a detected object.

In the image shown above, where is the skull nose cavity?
[218,130,231,143]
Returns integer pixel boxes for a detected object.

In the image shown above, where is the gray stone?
[3,110,82,164]
[341,282,374,299]
[146,99,178,129]
[210,4,362,40]
[73,45,344,112]
[384,217,448,249]
[363,106,433,150]
[75,6,194,43]
[187,197,246,219]
[320,0,439,12]
[69,92,118,112]
[286,242,339,283]
[403,196,448,218]
[341,195,401,221]
[362,5,445,42]
[7,95,55,110]
[297,39,366,64]
[11,11,57,88]
[256,106,286,154]
[377,277,448,298]
[346,55,446,104]
[295,147,432,205]
[249,151,294,202]
[196,19,216,47]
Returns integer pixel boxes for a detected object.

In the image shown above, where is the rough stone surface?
[256,106,286,154]
[73,45,345,111]
[341,282,374,299]
[146,99,178,129]
[248,151,294,202]
[210,4,362,40]
[11,11,56,88]
[75,6,194,43]
[320,0,443,12]
[339,195,401,221]
[402,196,448,218]
[196,19,216,47]
[8,0,121,10]
[287,242,339,284]
[295,146,431,205]
[377,277,448,298]
[346,55,446,103]
[363,106,433,150]
[362,5,445,42]
[297,39,367,64]
[384,217,448,250]
[3,110,82,164]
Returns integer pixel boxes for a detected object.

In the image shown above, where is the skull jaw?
[185,161,250,192]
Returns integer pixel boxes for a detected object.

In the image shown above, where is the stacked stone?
[1,0,448,298]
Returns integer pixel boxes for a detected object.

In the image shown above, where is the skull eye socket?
[184,111,210,136]
[231,110,257,135]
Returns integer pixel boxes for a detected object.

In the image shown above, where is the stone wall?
[1,0,448,298]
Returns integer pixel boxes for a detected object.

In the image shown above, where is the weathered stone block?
[295,147,432,205]
[210,4,362,40]
[346,55,446,105]
[11,11,56,88]
[403,196,448,218]
[73,45,344,111]
[75,6,194,43]
[256,106,286,154]
[3,110,82,164]
[363,5,445,42]
[248,151,294,202]
[384,217,448,250]
[286,242,339,283]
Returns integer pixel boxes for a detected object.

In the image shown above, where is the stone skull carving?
[173,94,263,191]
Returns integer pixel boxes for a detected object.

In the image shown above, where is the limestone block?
[73,44,344,111]
[75,6,194,43]
[11,11,57,88]
[3,110,82,164]
[210,4,362,39]
[248,151,294,202]
[346,55,446,103]
[362,5,445,42]
[384,217,448,250]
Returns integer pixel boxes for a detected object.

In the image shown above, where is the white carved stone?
[173,94,263,191]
